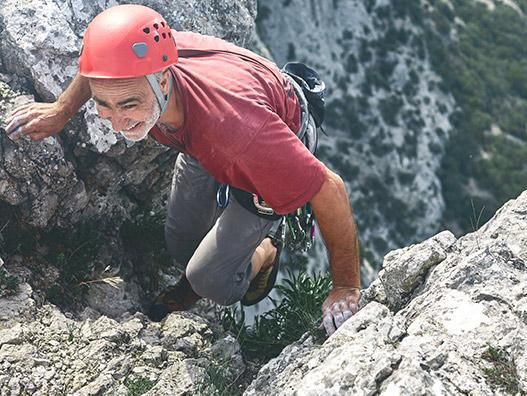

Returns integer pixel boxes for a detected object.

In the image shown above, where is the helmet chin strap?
[145,73,173,116]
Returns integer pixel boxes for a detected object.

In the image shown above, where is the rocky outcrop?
[1,191,525,396]
[0,292,244,395]
[257,1,456,260]
[246,190,527,395]
[0,89,89,228]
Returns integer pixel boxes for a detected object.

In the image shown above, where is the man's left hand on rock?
[321,286,361,336]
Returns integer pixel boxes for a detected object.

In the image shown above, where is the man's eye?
[122,104,137,110]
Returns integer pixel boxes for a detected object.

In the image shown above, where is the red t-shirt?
[149,32,326,215]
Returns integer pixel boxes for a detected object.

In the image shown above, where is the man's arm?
[5,72,91,141]
[310,165,361,335]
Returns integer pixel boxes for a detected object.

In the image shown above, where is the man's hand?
[4,102,70,141]
[321,286,361,336]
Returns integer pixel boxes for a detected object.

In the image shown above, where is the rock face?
[246,190,527,395]
[1,191,525,395]
[0,91,89,228]
[0,296,244,395]
[257,1,456,260]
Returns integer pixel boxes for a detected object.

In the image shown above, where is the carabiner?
[216,184,230,208]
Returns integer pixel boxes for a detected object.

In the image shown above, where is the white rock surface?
[0,303,242,395]
[246,190,527,395]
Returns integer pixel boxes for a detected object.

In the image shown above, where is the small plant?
[123,377,155,396]
[469,199,485,233]
[66,323,79,343]
[222,271,331,361]
[44,222,103,308]
[0,267,19,297]
[481,345,523,395]
[196,359,241,396]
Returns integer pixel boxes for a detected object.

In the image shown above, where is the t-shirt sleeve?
[228,111,327,215]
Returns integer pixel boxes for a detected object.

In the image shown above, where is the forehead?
[89,76,150,99]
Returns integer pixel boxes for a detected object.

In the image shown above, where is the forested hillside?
[426,0,527,232]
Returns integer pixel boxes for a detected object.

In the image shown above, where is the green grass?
[0,267,19,297]
[222,271,331,362]
[481,345,523,395]
[123,377,156,396]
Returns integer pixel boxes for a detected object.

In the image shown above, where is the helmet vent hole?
[153,23,159,30]
[143,27,150,34]
[154,35,160,42]
[163,55,168,62]
[161,22,166,27]
[168,32,172,38]
[162,32,167,39]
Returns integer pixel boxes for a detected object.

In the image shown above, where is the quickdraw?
[284,203,316,252]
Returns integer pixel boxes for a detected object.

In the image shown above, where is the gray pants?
[164,154,275,305]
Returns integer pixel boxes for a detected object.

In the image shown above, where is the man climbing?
[4,4,360,335]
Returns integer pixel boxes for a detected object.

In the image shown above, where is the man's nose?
[105,110,128,132]
[110,115,127,132]
[98,108,126,132]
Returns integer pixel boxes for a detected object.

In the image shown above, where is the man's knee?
[185,261,247,306]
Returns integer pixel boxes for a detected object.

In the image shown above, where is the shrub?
[123,377,155,396]
[0,267,19,297]
[222,271,331,361]
[481,345,521,395]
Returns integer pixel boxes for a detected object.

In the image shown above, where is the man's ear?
[159,68,171,96]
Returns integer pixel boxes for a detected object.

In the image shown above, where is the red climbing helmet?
[79,4,178,78]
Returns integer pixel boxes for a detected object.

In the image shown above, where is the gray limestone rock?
[84,276,142,319]
[0,299,244,395]
[246,190,527,395]
[0,282,35,322]
[0,87,90,227]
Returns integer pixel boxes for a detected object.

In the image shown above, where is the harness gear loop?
[252,194,275,216]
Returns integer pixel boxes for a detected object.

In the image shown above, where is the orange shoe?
[241,236,283,306]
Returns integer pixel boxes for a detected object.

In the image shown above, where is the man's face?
[89,76,160,142]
